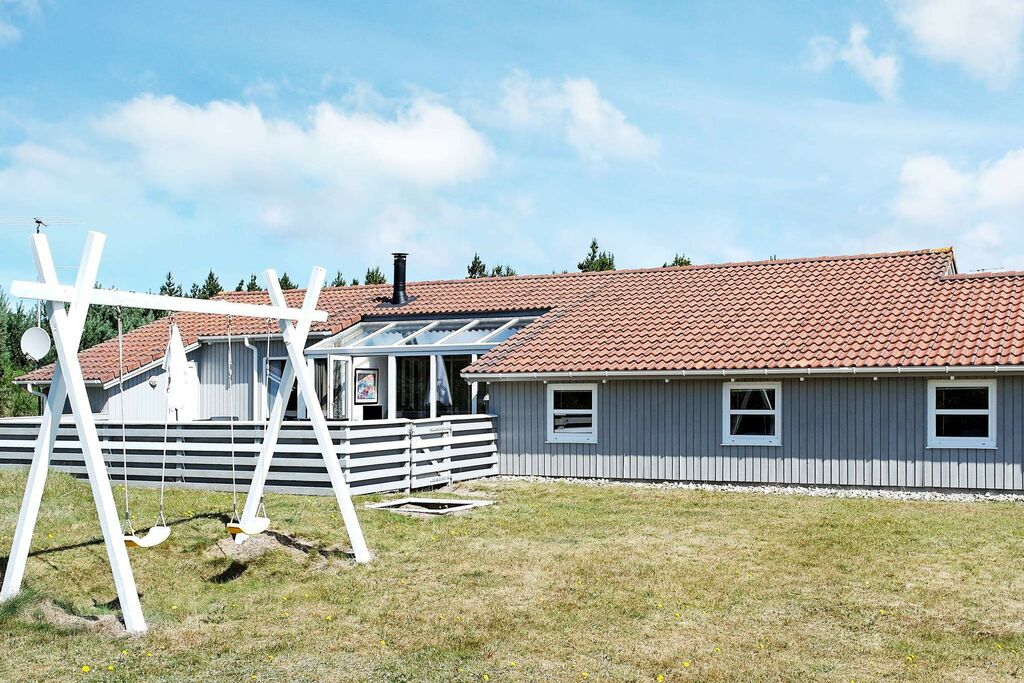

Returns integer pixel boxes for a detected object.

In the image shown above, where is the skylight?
[318,316,538,352]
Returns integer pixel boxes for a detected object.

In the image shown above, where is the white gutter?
[25,382,46,413]
[243,337,261,421]
[462,365,1024,382]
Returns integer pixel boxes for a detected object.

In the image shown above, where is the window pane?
[730,414,775,436]
[404,321,471,346]
[554,390,593,411]
[441,319,508,344]
[358,323,425,347]
[553,412,593,432]
[936,414,989,438]
[936,386,989,411]
[437,355,473,416]
[484,318,535,344]
[327,322,389,348]
[395,355,430,419]
[730,388,775,411]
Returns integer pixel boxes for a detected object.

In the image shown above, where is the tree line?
[466,237,691,277]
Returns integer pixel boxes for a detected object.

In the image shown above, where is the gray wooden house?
[15,247,1024,491]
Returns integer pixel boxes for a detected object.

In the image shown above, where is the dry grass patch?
[1,471,1023,681]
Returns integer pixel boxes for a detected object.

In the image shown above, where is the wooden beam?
[9,281,328,323]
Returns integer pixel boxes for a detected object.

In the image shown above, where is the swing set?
[0,231,372,634]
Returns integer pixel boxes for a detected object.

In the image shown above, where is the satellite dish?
[20,327,51,361]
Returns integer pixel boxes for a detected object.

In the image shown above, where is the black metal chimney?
[391,253,409,305]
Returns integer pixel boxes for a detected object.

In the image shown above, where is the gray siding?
[491,377,1024,491]
[102,350,200,421]
[197,340,289,420]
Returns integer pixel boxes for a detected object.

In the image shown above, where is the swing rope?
[156,313,174,527]
[116,308,134,537]
[227,315,240,523]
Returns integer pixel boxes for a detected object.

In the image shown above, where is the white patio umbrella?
[163,323,193,419]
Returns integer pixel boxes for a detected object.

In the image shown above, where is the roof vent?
[391,253,410,305]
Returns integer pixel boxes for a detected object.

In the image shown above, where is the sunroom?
[303,313,540,421]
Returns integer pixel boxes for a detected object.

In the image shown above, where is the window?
[927,379,996,449]
[722,381,781,446]
[547,383,597,443]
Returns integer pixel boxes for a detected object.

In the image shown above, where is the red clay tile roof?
[18,247,1024,384]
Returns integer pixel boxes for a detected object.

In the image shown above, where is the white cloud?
[0,91,504,281]
[498,71,659,164]
[0,19,19,45]
[890,149,1024,268]
[805,23,900,101]
[895,0,1024,88]
[98,94,493,197]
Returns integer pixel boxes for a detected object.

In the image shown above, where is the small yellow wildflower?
[657,675,665,682]
[81,666,90,673]
[713,647,721,654]
[674,612,681,618]
[510,661,518,667]
[106,666,114,671]
[380,640,387,646]
[47,533,54,539]
[146,652,153,657]
[656,603,663,609]
[171,605,178,610]
[325,615,333,622]
[683,661,691,667]
[120,650,128,656]
[483,675,490,682]
[581,674,589,680]
[283,611,289,617]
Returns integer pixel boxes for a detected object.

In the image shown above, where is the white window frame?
[927,378,997,449]
[722,381,782,446]
[546,383,598,444]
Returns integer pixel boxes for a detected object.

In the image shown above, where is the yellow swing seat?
[225,516,271,537]
[123,524,171,549]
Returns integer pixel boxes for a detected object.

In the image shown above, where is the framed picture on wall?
[354,368,379,405]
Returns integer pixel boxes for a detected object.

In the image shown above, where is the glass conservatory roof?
[320,316,539,352]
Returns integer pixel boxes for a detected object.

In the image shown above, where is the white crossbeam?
[9,281,328,322]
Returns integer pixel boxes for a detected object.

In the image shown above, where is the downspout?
[26,382,46,416]
[243,337,260,421]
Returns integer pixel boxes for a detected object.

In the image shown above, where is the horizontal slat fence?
[0,415,497,496]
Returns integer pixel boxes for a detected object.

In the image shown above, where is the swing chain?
[226,314,240,523]
[157,312,175,525]
[114,306,134,535]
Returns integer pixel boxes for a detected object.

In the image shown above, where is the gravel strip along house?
[14,246,1024,491]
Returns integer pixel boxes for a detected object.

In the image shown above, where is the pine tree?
[235,278,244,292]
[350,277,360,286]
[489,264,517,277]
[199,270,223,299]
[329,270,347,287]
[246,274,261,291]
[578,238,616,272]
[364,267,386,285]
[664,253,692,267]
[159,271,183,297]
[278,272,298,290]
[467,253,487,278]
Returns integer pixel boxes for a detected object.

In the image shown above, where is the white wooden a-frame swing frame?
[0,231,371,634]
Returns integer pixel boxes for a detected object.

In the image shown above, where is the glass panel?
[553,412,594,432]
[267,359,299,418]
[330,357,348,419]
[554,390,593,411]
[437,355,473,416]
[936,387,988,411]
[327,322,389,348]
[730,388,775,411]
[403,321,471,346]
[936,414,988,438]
[313,358,328,413]
[441,319,508,344]
[730,414,775,436]
[484,318,535,344]
[396,355,430,419]
[357,322,424,347]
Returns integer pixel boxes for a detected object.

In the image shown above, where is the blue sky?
[2,1,1024,293]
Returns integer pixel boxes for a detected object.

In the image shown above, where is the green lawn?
[1,470,1023,682]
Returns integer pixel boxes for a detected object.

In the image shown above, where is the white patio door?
[327,355,350,420]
